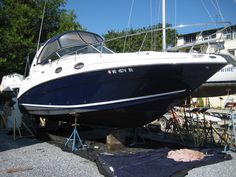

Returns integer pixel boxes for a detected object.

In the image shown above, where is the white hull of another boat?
[193,63,236,97]
[0,73,24,95]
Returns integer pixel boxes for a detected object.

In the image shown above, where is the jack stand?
[11,104,34,140]
[65,113,87,151]
[130,127,145,146]
[223,111,236,152]
[13,116,34,140]
[223,102,236,152]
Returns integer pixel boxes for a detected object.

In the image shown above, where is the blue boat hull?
[18,63,224,127]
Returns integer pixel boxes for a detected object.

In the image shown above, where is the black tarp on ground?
[97,148,232,177]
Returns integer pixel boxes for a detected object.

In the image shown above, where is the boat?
[0,73,24,96]
[193,53,236,97]
[168,31,236,97]
[16,30,227,127]
[0,73,24,129]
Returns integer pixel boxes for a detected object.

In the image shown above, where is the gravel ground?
[186,151,236,177]
[0,130,103,177]
[1,129,236,177]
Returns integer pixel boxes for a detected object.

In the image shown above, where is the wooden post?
[107,129,129,150]
[13,115,16,140]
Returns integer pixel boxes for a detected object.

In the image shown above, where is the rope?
[105,21,231,44]
[201,0,215,23]
[150,0,153,50]
[157,0,162,23]
[138,32,148,53]
[209,0,225,24]
[214,0,225,22]
[123,0,135,53]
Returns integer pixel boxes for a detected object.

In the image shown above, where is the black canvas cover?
[97,148,231,177]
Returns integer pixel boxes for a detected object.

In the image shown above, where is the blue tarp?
[97,148,231,177]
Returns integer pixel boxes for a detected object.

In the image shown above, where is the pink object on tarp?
[167,149,205,162]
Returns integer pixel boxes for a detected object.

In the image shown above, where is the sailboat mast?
[162,0,166,51]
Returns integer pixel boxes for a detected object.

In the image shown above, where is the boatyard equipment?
[159,105,229,147]
[65,113,87,151]
[12,115,34,140]
[0,102,10,129]
[9,98,34,140]
[224,102,236,152]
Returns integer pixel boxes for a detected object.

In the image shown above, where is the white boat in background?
[0,73,24,95]
[0,74,23,129]
[193,53,236,97]
[168,30,236,97]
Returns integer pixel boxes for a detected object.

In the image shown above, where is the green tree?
[197,98,204,107]
[0,0,83,78]
[103,23,177,53]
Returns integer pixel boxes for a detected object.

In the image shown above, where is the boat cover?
[38,31,104,64]
[97,148,231,177]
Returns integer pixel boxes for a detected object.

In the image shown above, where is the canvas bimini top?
[37,30,113,64]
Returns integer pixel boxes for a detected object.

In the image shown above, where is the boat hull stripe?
[20,89,186,108]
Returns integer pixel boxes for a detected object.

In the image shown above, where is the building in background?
[170,25,236,55]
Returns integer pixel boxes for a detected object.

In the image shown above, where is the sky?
[65,0,236,35]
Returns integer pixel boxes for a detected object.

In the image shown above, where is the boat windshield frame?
[218,53,236,66]
[37,31,114,65]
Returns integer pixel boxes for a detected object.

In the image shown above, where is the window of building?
[224,33,232,40]
[184,34,196,44]
[228,50,235,56]
[210,34,216,39]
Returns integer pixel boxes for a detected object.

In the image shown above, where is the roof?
[178,24,236,37]
[38,30,104,63]
[167,38,219,52]
[46,30,104,45]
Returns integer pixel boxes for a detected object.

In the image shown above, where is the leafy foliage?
[197,98,205,107]
[0,0,178,79]
[103,23,177,53]
[0,0,82,77]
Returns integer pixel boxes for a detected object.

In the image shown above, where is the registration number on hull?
[107,68,134,74]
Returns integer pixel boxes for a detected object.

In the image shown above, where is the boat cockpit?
[37,31,114,65]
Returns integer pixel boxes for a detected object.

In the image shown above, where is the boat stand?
[223,102,236,152]
[0,100,34,139]
[65,113,87,151]
[13,117,34,140]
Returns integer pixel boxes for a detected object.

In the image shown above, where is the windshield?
[37,31,113,64]
[58,44,113,58]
